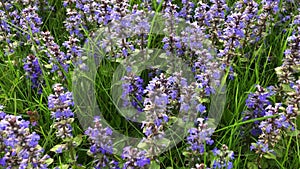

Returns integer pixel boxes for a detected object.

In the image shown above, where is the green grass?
[0,0,300,168]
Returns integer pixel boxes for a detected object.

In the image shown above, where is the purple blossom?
[276,13,300,84]
[0,111,50,168]
[187,118,214,154]
[64,8,85,38]
[17,3,43,46]
[179,0,195,21]
[85,116,119,169]
[121,146,150,169]
[211,145,234,169]
[242,85,275,136]
[250,103,282,154]
[121,74,145,114]
[41,31,69,78]
[23,54,43,92]
[251,0,280,42]
[48,83,74,139]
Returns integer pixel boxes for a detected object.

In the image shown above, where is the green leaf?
[273,148,284,158]
[44,64,52,69]
[87,150,94,157]
[50,144,66,153]
[72,165,86,169]
[199,98,210,103]
[73,134,83,147]
[281,84,294,92]
[247,162,258,169]
[263,152,277,160]
[286,129,299,137]
[297,116,300,130]
[137,142,148,149]
[149,161,160,169]
[55,164,69,169]
[239,57,249,62]
[182,151,191,157]
[45,158,54,165]
[157,138,170,147]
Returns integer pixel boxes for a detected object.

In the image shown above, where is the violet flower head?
[250,103,282,155]
[140,72,188,156]
[85,116,119,169]
[205,0,228,43]
[194,1,209,27]
[0,8,15,54]
[111,0,130,21]
[242,85,274,136]
[211,144,234,169]
[179,0,195,21]
[48,83,74,139]
[251,0,280,42]
[121,146,150,169]
[18,3,43,45]
[23,54,43,92]
[187,118,214,154]
[121,75,144,113]
[0,112,50,168]
[64,8,85,38]
[288,80,300,107]
[63,35,85,69]
[276,13,300,84]
[41,31,69,78]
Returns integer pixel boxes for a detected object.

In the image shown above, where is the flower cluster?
[0,0,43,54]
[242,85,275,136]
[275,12,300,84]
[85,116,119,169]
[250,103,282,154]
[248,82,300,155]
[211,144,234,169]
[41,31,69,77]
[236,0,259,44]
[179,0,195,21]
[251,0,280,42]
[0,2,14,53]
[0,110,50,168]
[246,11,300,157]
[62,35,84,69]
[187,118,214,155]
[121,146,150,169]
[121,75,144,113]
[19,4,42,44]
[205,0,228,44]
[48,83,74,139]
[23,54,43,91]
[219,9,245,62]
[139,73,180,156]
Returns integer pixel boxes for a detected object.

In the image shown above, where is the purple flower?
[187,118,214,154]
[48,83,74,139]
[41,31,69,78]
[121,146,150,169]
[23,54,43,92]
[276,14,300,84]
[85,116,119,169]
[211,145,234,169]
[197,104,206,114]
[0,112,50,168]
[179,0,195,21]
[121,75,145,113]
[250,103,282,154]
[242,85,275,136]
[19,4,43,44]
